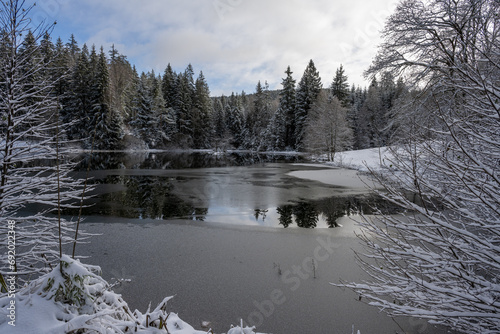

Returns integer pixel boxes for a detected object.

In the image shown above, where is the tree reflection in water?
[276,196,386,228]
[74,175,208,221]
[75,172,391,228]
[70,152,399,228]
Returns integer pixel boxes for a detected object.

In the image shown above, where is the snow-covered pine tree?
[359,78,382,148]
[162,63,177,110]
[50,37,71,102]
[0,0,83,281]
[173,65,196,147]
[192,71,213,148]
[91,47,123,150]
[108,45,136,125]
[212,96,229,151]
[295,59,322,150]
[130,72,156,148]
[279,66,297,149]
[329,64,350,107]
[243,81,272,150]
[65,34,80,68]
[225,93,244,148]
[264,106,287,151]
[61,43,92,141]
[343,0,500,332]
[348,85,367,149]
[151,73,174,147]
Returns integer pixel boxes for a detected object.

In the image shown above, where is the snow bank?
[329,147,393,173]
[289,148,393,189]
[0,256,264,334]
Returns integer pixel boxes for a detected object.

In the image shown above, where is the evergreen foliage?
[295,59,322,150]
[6,25,409,153]
[329,64,350,107]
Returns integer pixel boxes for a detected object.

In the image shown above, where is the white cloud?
[48,0,398,95]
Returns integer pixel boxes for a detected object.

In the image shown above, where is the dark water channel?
[73,152,450,334]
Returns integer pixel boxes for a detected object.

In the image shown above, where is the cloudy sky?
[29,0,398,96]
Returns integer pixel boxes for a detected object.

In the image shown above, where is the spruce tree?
[130,72,155,148]
[65,34,80,67]
[244,81,271,149]
[295,59,322,150]
[225,93,243,148]
[108,45,136,123]
[358,78,382,148]
[171,64,197,147]
[330,64,350,107]
[279,66,297,149]
[192,71,212,148]
[212,96,228,151]
[62,43,92,141]
[151,73,173,147]
[264,106,287,151]
[91,48,122,150]
[52,37,69,97]
[162,63,177,109]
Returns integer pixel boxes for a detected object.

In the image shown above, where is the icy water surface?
[74,152,389,228]
[73,152,450,334]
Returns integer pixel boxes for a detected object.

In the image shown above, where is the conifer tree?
[192,71,212,148]
[162,63,177,109]
[358,78,382,148]
[264,106,287,151]
[52,37,70,98]
[130,72,156,148]
[62,43,92,141]
[173,65,196,146]
[348,85,366,149]
[151,73,173,147]
[91,48,122,150]
[39,31,55,81]
[244,80,271,149]
[225,93,244,147]
[279,66,297,149]
[330,64,350,107]
[212,96,228,151]
[65,34,80,67]
[108,45,135,122]
[295,59,322,150]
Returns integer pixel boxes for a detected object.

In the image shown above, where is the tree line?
[9,31,413,157]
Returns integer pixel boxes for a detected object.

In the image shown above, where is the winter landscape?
[1,0,499,333]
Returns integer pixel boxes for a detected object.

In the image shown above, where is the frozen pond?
[71,152,449,333]
[74,153,388,229]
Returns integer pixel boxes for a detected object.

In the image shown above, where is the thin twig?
[72,121,97,259]
[56,100,63,274]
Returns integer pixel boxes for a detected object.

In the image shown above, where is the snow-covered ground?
[289,147,393,189]
[326,147,393,173]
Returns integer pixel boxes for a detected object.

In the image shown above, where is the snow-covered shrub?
[0,256,264,334]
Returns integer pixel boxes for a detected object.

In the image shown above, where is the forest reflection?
[276,196,380,228]
[69,152,399,228]
[75,151,305,171]
[77,174,388,228]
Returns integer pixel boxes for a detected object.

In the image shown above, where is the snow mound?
[331,147,393,172]
[0,255,265,334]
